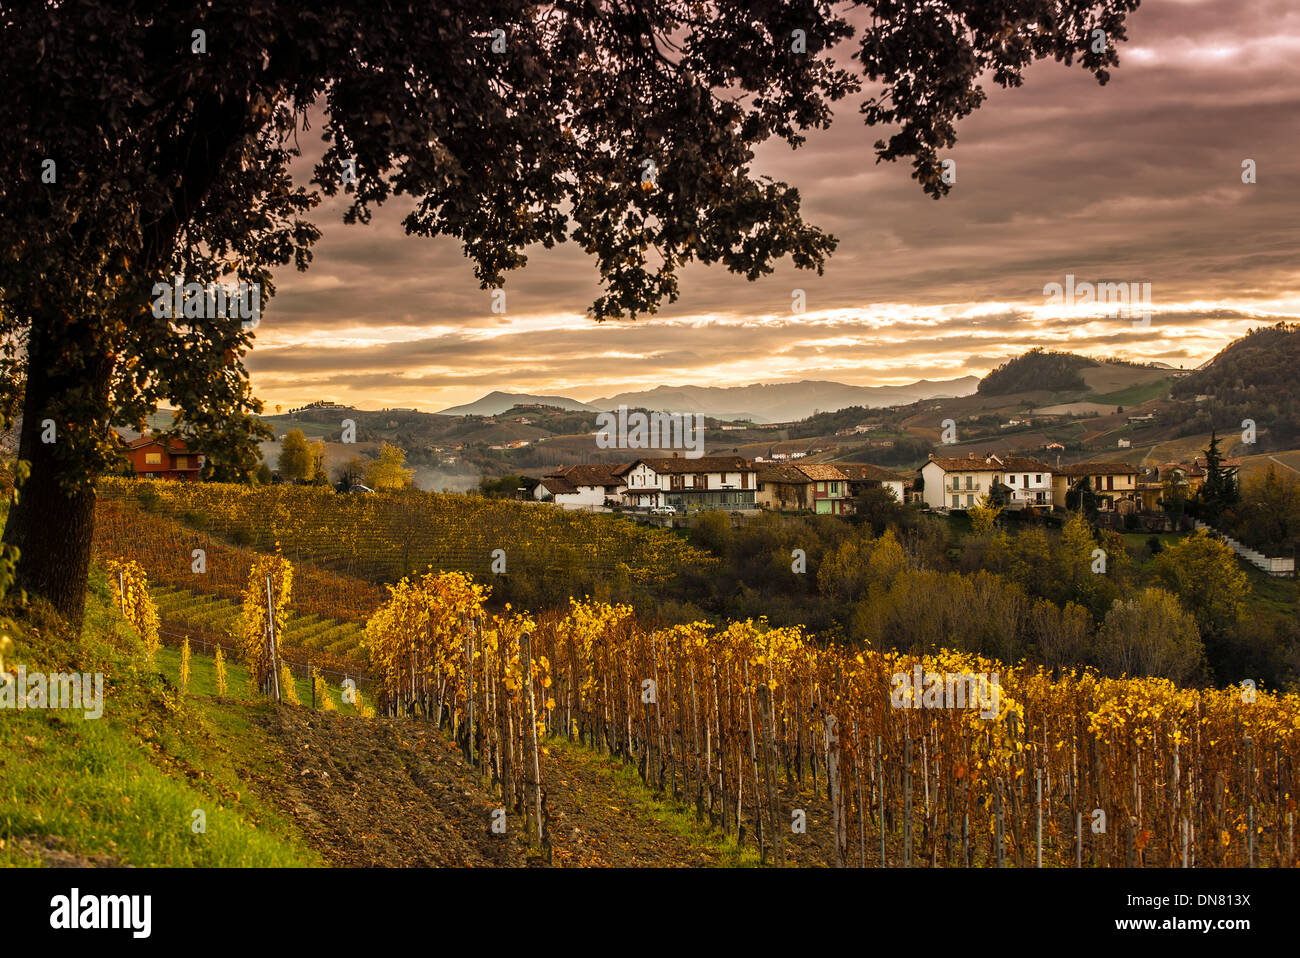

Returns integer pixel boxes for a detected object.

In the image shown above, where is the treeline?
[676,508,1298,690]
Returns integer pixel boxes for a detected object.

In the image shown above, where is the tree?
[365,443,415,491]
[817,534,873,605]
[1065,475,1100,512]
[987,478,1012,508]
[967,495,1003,535]
[1095,588,1202,681]
[481,474,538,499]
[277,429,317,483]
[1195,430,1240,523]
[0,1,1140,624]
[1027,598,1092,671]
[1153,531,1250,643]
[1226,465,1300,556]
[334,455,368,491]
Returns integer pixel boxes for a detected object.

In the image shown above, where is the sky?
[246,0,1300,413]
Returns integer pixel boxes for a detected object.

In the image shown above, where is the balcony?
[944,482,982,493]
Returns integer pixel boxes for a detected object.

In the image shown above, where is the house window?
[952,495,960,509]
[1007,475,1015,485]
[1106,475,1114,491]
[1036,491,1046,504]
[175,456,188,469]
[145,452,162,465]
[817,482,825,493]
[965,476,972,490]
[966,494,975,507]
[1023,474,1029,487]
[1035,474,1041,484]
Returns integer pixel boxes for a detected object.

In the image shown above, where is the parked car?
[649,505,677,515]
[347,483,375,494]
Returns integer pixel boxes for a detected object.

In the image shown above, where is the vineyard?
[151,587,366,662]
[96,478,716,610]
[95,479,1300,867]
[364,573,1300,868]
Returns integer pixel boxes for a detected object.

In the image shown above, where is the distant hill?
[588,378,979,423]
[437,391,599,416]
[978,349,1100,396]
[1169,323,1300,449]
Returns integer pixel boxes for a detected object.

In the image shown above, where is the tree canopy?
[0,0,1141,622]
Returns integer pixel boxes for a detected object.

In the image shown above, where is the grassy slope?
[1,569,777,868]
[0,570,324,867]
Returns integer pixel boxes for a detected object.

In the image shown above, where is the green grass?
[0,569,327,867]
[154,639,368,712]
[1091,378,1174,407]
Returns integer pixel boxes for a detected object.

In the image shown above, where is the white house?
[920,455,1001,511]
[535,463,627,510]
[998,456,1054,509]
[919,453,1053,511]
[615,455,757,511]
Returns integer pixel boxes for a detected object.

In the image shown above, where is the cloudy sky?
[247,0,1300,413]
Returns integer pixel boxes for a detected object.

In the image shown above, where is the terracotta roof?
[622,455,751,475]
[998,456,1052,472]
[794,463,848,482]
[1062,461,1139,477]
[538,476,578,495]
[756,463,811,484]
[550,463,627,486]
[127,434,194,454]
[925,454,1002,472]
[837,462,908,482]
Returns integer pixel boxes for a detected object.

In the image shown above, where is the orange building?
[123,434,202,480]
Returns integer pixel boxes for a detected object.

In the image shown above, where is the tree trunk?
[3,321,112,628]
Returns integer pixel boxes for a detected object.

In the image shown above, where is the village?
[528,449,1241,526]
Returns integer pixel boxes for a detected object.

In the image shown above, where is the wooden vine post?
[520,631,545,846]
[826,713,846,867]
[757,684,784,866]
[265,574,281,704]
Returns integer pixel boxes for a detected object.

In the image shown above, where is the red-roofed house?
[123,434,203,480]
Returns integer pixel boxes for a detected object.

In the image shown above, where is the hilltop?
[1168,323,1300,450]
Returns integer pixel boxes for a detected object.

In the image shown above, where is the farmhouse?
[615,455,756,512]
[534,463,627,510]
[122,434,203,480]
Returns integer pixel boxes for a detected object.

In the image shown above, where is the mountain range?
[437,377,980,423]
